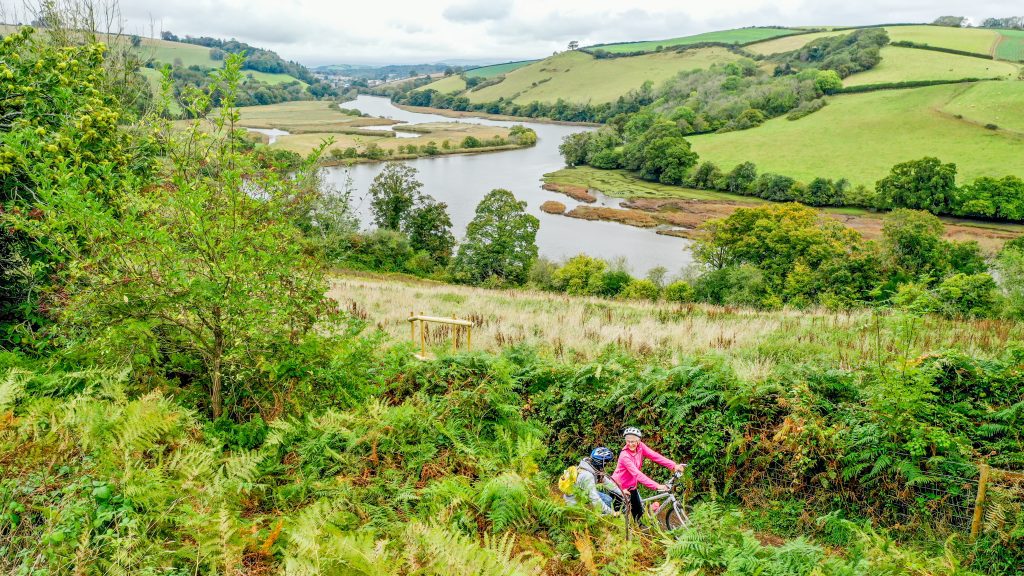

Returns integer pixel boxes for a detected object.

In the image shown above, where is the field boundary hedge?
[890,40,995,60]
[835,77,994,94]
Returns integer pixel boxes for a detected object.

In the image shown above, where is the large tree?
[369,162,423,230]
[876,157,958,215]
[406,198,456,265]
[450,189,539,286]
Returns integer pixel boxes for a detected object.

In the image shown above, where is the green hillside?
[587,27,801,54]
[843,46,1018,86]
[425,47,741,105]
[884,25,1000,55]
[996,29,1024,60]
[133,36,223,68]
[424,73,467,93]
[465,60,536,78]
[942,80,1024,132]
[745,30,848,54]
[687,82,1024,186]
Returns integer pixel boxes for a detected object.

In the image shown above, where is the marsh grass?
[330,272,1024,377]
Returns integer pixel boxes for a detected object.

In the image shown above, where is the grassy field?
[242,70,306,85]
[234,101,393,132]
[270,122,513,157]
[330,271,1023,375]
[465,60,536,78]
[589,27,800,54]
[466,48,742,105]
[995,29,1024,61]
[843,46,1019,86]
[941,80,1024,133]
[884,25,1000,55]
[744,30,848,55]
[687,82,1024,186]
[423,74,467,93]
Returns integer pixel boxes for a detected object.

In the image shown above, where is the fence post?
[970,463,991,540]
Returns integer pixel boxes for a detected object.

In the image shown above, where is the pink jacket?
[611,441,677,491]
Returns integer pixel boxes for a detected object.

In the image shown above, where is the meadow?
[743,30,848,55]
[465,60,537,78]
[942,80,1024,133]
[687,82,1024,186]
[884,25,1001,55]
[588,27,800,54]
[842,46,1019,86]
[270,122,515,157]
[466,48,742,104]
[423,73,467,93]
[995,29,1024,61]
[234,100,394,132]
[330,272,1024,376]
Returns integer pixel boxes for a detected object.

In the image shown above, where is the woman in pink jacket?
[611,426,686,525]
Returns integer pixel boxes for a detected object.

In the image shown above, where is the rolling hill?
[586,26,802,54]
[423,47,742,104]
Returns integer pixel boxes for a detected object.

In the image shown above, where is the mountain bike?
[640,470,690,531]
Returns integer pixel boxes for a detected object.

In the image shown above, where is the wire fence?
[723,424,1021,540]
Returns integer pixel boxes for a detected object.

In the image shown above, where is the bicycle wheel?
[658,501,689,531]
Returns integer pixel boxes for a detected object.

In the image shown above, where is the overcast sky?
[6,0,1022,66]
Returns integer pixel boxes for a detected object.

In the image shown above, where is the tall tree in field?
[450,189,539,286]
[369,162,423,230]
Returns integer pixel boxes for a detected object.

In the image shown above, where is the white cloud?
[443,0,514,23]
[38,0,1018,66]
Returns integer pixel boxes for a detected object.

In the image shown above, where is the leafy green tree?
[640,135,699,184]
[753,173,796,201]
[876,157,958,214]
[694,204,879,305]
[725,162,758,194]
[814,70,843,94]
[880,208,987,286]
[935,273,1000,318]
[369,163,423,230]
[558,132,591,167]
[663,280,694,303]
[450,189,539,286]
[552,255,606,295]
[36,55,343,418]
[691,161,723,190]
[958,175,1024,221]
[620,279,660,301]
[406,198,456,265]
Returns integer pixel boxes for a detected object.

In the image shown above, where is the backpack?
[557,465,579,495]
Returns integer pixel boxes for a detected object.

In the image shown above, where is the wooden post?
[420,312,426,358]
[970,463,991,540]
[467,326,472,351]
[452,317,458,353]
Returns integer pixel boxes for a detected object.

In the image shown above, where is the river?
[324,95,692,275]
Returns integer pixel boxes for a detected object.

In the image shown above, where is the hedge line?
[835,77,992,94]
[891,40,995,60]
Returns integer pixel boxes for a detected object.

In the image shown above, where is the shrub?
[663,280,695,303]
[935,273,1000,318]
[620,279,660,301]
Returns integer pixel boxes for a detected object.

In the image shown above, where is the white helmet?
[623,426,642,438]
